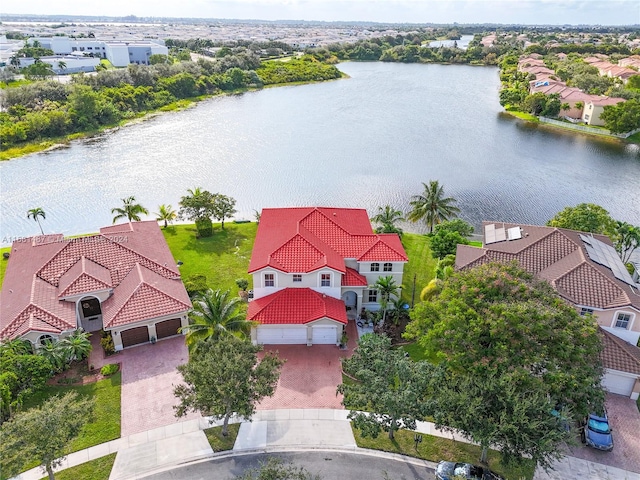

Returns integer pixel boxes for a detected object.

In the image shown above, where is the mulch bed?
[47,360,109,386]
[374,314,411,344]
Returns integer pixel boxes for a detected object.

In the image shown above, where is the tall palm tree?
[370,275,401,324]
[420,255,455,302]
[181,289,255,353]
[27,207,46,235]
[111,196,148,224]
[57,60,67,74]
[370,205,404,234]
[407,180,460,233]
[154,204,177,228]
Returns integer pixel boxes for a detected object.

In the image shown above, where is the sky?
[1,0,639,26]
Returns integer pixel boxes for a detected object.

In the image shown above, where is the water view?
[1,61,639,243]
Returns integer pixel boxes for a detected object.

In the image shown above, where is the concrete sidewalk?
[12,409,640,480]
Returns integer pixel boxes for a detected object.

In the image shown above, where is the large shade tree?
[407,180,460,233]
[337,333,434,440]
[181,289,255,353]
[212,194,237,230]
[0,392,94,480]
[178,187,218,237]
[174,336,283,436]
[111,196,148,223]
[546,203,616,236]
[405,262,604,468]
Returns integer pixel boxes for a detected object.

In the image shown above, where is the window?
[580,307,594,316]
[264,273,274,287]
[383,262,392,272]
[38,334,54,346]
[293,274,302,283]
[615,313,631,329]
[371,263,380,272]
[321,273,331,287]
[368,289,378,302]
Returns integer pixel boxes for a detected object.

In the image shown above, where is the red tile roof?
[342,267,368,287]
[247,288,348,325]
[1,221,191,339]
[248,207,407,274]
[600,328,640,375]
[456,222,640,311]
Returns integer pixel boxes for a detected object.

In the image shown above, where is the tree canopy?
[337,333,433,440]
[370,205,404,235]
[405,262,604,468]
[0,392,94,480]
[429,219,474,259]
[546,203,616,236]
[174,336,283,436]
[111,196,148,223]
[600,98,640,134]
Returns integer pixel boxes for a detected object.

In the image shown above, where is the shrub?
[100,331,115,356]
[184,274,208,297]
[195,218,213,237]
[235,278,249,291]
[100,364,119,376]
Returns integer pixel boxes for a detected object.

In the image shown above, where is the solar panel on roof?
[581,236,637,286]
[485,224,497,244]
[507,227,522,240]
[495,227,506,242]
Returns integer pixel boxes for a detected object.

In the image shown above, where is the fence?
[539,117,640,139]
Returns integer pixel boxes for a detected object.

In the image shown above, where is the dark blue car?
[582,412,614,451]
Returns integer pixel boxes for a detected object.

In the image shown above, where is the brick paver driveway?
[257,321,358,410]
[568,393,640,473]
[91,335,199,436]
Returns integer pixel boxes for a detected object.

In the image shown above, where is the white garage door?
[602,370,636,396]
[257,327,307,345]
[312,326,337,345]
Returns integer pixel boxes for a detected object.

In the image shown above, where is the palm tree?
[111,196,148,224]
[370,205,404,234]
[59,330,92,363]
[27,207,46,235]
[181,289,255,353]
[38,340,67,372]
[154,204,177,228]
[57,60,67,74]
[370,276,401,324]
[407,180,460,233]
[0,338,33,355]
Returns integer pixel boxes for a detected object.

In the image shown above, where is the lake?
[1,61,639,244]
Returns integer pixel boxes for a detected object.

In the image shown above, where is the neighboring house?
[456,223,640,347]
[0,221,191,351]
[601,328,640,400]
[582,96,625,126]
[16,54,101,73]
[247,207,408,346]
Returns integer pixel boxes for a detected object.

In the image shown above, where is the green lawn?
[401,342,442,364]
[400,233,437,304]
[0,246,10,289]
[469,240,483,247]
[162,222,258,294]
[352,426,534,480]
[204,423,241,452]
[22,373,121,455]
[39,453,116,480]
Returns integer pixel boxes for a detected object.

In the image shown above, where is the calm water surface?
[1,62,639,243]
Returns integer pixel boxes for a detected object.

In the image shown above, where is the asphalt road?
[145,451,435,480]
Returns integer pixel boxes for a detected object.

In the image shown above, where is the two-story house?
[0,221,191,351]
[456,222,640,399]
[247,207,408,346]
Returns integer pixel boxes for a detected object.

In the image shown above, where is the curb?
[125,446,439,480]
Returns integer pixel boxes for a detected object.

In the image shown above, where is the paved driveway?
[91,334,200,436]
[568,393,640,473]
[257,321,358,410]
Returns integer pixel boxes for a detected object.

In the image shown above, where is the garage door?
[257,327,307,344]
[312,326,337,345]
[602,370,636,396]
[121,326,150,348]
[155,318,182,339]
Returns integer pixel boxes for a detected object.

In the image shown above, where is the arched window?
[38,334,54,346]
[383,263,392,272]
[371,263,380,272]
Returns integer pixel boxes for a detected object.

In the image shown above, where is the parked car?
[582,412,614,451]
[435,461,505,480]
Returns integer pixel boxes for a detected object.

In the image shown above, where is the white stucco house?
[0,221,191,351]
[247,207,408,346]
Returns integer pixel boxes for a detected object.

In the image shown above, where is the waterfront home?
[247,207,407,345]
[0,221,191,351]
